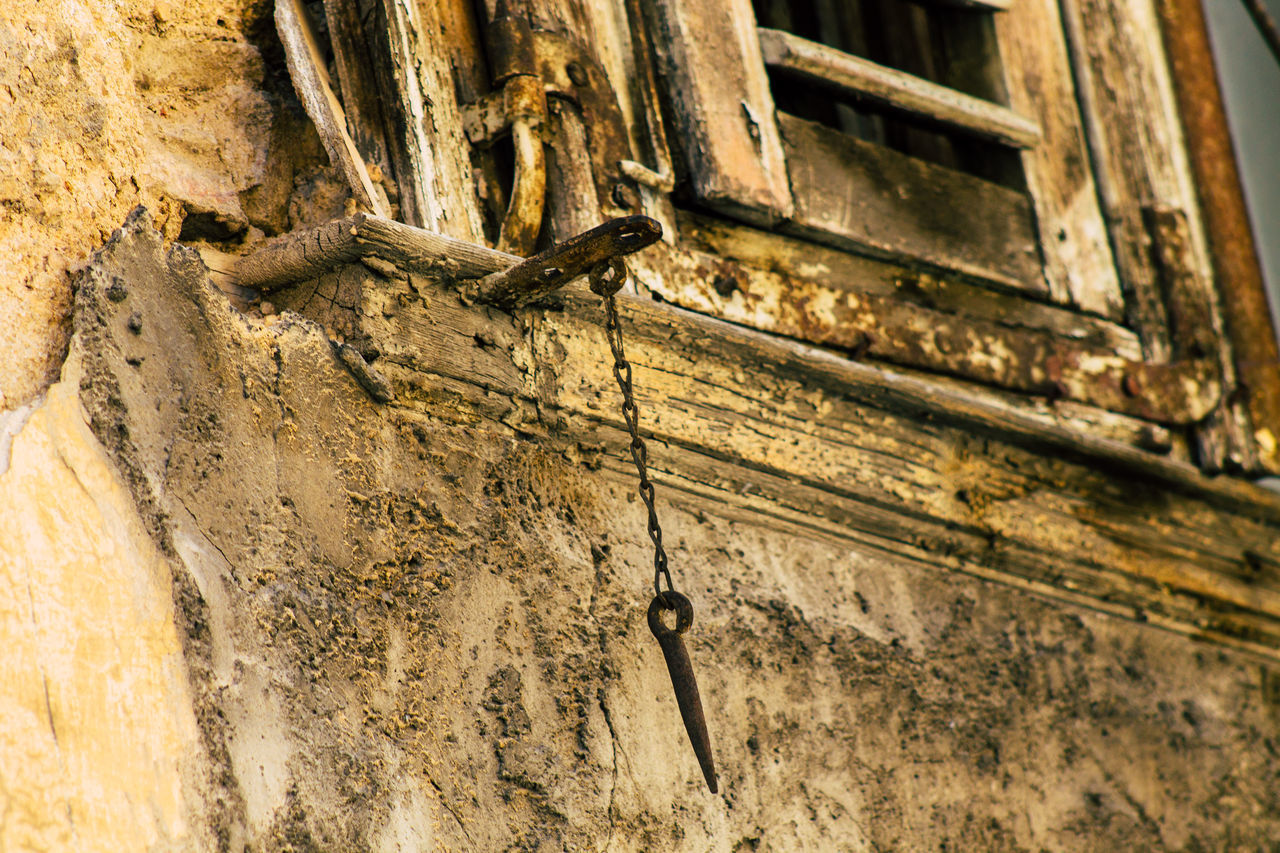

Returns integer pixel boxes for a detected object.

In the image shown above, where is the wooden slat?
[633,232,1216,424]
[777,113,1043,295]
[363,0,484,239]
[322,0,397,213]
[674,212,1144,358]
[647,0,793,225]
[757,27,1039,149]
[274,0,389,218]
[995,0,1124,317]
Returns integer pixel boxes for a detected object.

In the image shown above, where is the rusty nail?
[1122,373,1142,397]
[712,273,738,298]
[612,182,640,211]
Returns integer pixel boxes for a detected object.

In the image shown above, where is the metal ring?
[647,590,694,637]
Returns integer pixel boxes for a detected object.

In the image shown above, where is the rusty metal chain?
[589,258,674,599]
[588,254,718,794]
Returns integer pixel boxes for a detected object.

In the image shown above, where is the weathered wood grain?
[321,0,397,213]
[363,0,485,238]
[1157,0,1280,475]
[535,292,1280,657]
[758,27,1040,149]
[1058,0,1251,472]
[256,259,1280,658]
[673,212,1143,357]
[1057,0,1192,352]
[995,0,1123,317]
[632,237,1208,422]
[234,214,519,291]
[648,0,794,225]
[275,0,389,218]
[778,113,1042,295]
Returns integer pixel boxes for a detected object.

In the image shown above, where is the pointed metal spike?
[648,592,718,793]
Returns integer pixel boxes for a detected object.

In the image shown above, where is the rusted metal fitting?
[647,591,717,794]
[503,74,546,126]
[484,6,548,255]
[469,215,662,309]
[1122,372,1142,398]
[486,11,536,85]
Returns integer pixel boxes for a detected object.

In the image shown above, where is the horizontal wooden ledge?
[563,291,1280,525]
[758,27,1041,149]
[234,213,520,292]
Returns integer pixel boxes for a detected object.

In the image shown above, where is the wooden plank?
[632,235,1216,424]
[1156,0,1280,475]
[322,0,397,213]
[757,27,1039,149]
[647,0,793,225]
[527,294,1280,656]
[995,0,1123,317]
[274,0,389,218]
[777,113,1043,295]
[674,211,1144,357]
[1058,0,1254,472]
[1058,0,1215,354]
[362,0,485,239]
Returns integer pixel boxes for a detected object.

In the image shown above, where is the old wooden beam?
[757,27,1040,149]
[1156,0,1280,474]
[634,226,1218,425]
[234,214,519,291]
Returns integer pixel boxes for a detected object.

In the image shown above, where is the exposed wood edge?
[757,27,1040,148]
[593,462,1280,665]
[1155,0,1280,474]
[925,0,1012,9]
[274,0,388,218]
[234,214,520,291]
[557,290,1280,523]
[638,238,1218,425]
[672,210,1144,358]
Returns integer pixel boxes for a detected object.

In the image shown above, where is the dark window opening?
[753,0,1025,189]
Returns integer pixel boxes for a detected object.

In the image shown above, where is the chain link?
[590,261,675,599]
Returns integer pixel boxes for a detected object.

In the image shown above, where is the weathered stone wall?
[0,0,338,411]
[3,2,1280,851]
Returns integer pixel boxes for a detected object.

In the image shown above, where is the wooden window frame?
[269,0,1279,474]
[646,0,1280,474]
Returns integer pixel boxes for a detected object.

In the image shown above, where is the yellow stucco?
[0,355,208,851]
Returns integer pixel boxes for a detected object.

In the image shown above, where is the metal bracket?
[467,215,662,310]
[463,25,640,221]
